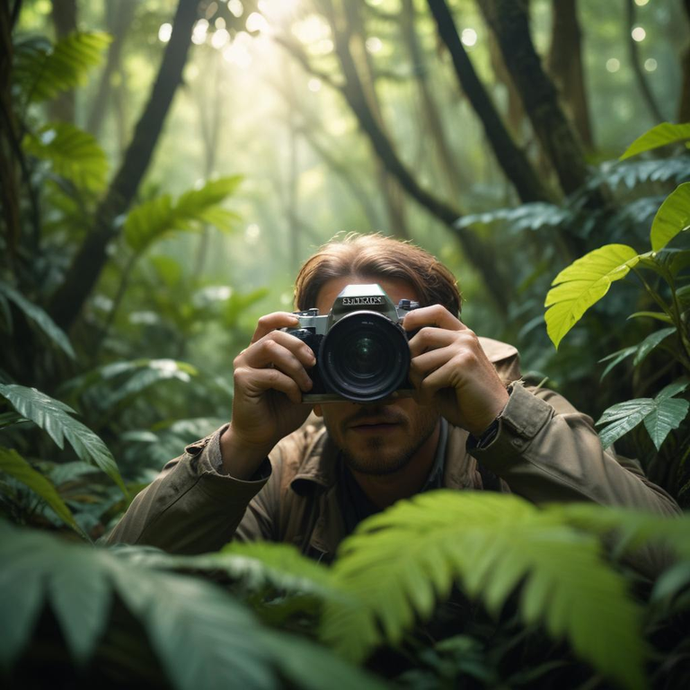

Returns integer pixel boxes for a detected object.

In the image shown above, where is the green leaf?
[627,311,674,325]
[633,326,676,366]
[0,384,125,495]
[0,529,49,668]
[657,378,689,400]
[23,123,109,192]
[643,396,689,450]
[599,347,637,381]
[13,31,112,104]
[0,448,81,535]
[124,195,175,254]
[124,177,241,255]
[0,282,75,359]
[111,569,278,690]
[597,399,656,449]
[175,176,242,230]
[650,183,690,251]
[620,122,690,160]
[544,245,643,349]
[323,492,645,690]
[48,548,112,664]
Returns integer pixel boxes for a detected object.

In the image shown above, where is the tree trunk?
[625,0,665,124]
[400,0,468,198]
[477,0,590,197]
[427,0,553,204]
[86,0,137,137]
[49,0,77,123]
[48,0,199,331]
[546,0,593,150]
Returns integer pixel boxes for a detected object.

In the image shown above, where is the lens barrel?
[319,312,410,402]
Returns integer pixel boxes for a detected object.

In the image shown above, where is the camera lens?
[319,313,410,402]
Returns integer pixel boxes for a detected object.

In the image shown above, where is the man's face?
[313,276,440,476]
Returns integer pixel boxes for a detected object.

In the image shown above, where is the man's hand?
[404,305,509,436]
[220,312,315,478]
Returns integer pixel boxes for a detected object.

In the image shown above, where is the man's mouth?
[348,417,403,433]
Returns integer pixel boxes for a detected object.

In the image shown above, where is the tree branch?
[427,0,554,204]
[477,0,590,198]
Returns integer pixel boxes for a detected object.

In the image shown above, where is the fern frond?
[1,526,384,690]
[322,491,646,690]
[554,503,690,561]
[13,32,111,105]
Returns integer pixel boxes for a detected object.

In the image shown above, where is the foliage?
[0,448,83,536]
[3,492,690,689]
[0,522,384,690]
[0,383,125,495]
[13,31,112,105]
[543,126,690,471]
[124,176,242,255]
[22,122,109,193]
[620,123,690,161]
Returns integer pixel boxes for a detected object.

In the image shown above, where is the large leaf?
[620,123,690,160]
[13,31,111,104]
[23,122,109,192]
[544,245,644,349]
[0,384,125,494]
[0,448,81,535]
[643,397,690,450]
[597,382,689,450]
[323,492,645,690]
[650,182,690,252]
[124,176,241,254]
[0,282,75,359]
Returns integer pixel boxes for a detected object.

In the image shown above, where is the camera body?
[285,284,420,403]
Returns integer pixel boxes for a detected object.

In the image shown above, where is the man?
[108,235,679,570]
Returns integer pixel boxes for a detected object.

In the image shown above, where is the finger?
[403,304,464,332]
[250,312,301,344]
[243,339,314,391]
[408,327,475,358]
[409,344,457,380]
[235,366,305,404]
[414,358,466,402]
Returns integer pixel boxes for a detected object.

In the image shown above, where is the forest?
[1,0,690,687]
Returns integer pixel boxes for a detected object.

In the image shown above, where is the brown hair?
[294,233,461,316]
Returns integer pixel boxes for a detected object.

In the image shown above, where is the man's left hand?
[404,305,509,436]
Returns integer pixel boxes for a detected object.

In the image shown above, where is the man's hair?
[294,233,461,316]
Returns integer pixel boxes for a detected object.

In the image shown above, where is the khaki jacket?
[107,338,680,575]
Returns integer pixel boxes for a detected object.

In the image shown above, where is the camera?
[285,284,420,403]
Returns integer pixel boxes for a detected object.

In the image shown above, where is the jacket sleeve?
[105,424,277,554]
[471,382,681,577]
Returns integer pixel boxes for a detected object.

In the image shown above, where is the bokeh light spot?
[461,28,477,47]
[632,26,646,42]
[606,58,620,73]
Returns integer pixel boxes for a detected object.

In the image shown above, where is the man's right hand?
[219,312,315,478]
